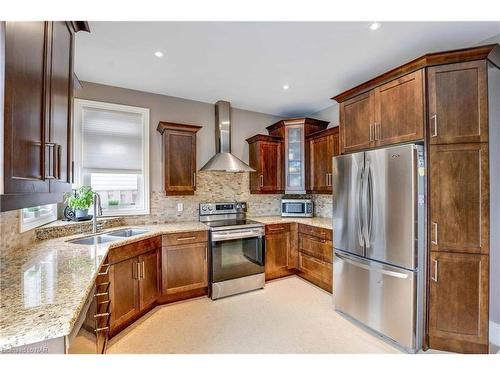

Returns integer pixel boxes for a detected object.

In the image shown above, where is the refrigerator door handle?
[356,165,365,247]
[335,252,409,279]
[362,160,372,248]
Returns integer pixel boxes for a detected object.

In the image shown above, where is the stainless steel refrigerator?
[332,143,426,352]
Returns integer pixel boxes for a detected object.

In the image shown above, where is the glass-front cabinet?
[285,124,306,193]
[264,117,330,194]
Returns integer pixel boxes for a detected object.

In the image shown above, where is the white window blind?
[82,108,143,172]
[74,100,150,216]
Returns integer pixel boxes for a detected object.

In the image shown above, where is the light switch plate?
[177,203,183,212]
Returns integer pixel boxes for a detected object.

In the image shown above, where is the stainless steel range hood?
[199,100,255,173]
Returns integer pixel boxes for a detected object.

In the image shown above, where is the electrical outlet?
[177,203,183,212]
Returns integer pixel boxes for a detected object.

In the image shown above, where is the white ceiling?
[75,22,500,117]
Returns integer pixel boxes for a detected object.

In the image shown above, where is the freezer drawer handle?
[335,253,409,279]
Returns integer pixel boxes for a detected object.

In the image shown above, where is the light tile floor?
[107,276,408,354]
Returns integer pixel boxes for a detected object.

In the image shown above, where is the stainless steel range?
[199,202,265,300]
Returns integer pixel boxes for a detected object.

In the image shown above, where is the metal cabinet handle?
[193,172,196,188]
[176,236,196,241]
[432,259,438,282]
[94,327,109,333]
[141,261,145,279]
[431,222,438,245]
[204,246,208,261]
[431,114,438,137]
[260,174,264,187]
[268,227,285,231]
[94,312,111,318]
[369,124,373,141]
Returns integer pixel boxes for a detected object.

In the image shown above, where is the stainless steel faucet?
[92,192,103,233]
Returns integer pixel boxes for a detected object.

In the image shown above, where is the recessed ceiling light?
[369,22,381,31]
[283,84,289,90]
[154,51,164,58]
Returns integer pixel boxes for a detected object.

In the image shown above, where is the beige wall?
[75,81,281,192]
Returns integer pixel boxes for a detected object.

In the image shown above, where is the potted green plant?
[65,186,94,219]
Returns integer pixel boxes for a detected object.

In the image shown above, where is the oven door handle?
[211,231,263,241]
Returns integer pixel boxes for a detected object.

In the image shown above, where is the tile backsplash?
[0,171,333,251]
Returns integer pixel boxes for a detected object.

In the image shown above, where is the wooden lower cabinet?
[428,251,489,353]
[265,224,295,280]
[109,245,161,336]
[298,252,333,293]
[138,249,161,310]
[109,257,141,333]
[162,242,208,295]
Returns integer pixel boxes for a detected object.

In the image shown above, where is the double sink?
[68,228,151,245]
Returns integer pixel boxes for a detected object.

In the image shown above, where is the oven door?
[211,229,265,283]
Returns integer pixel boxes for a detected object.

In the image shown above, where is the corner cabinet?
[157,122,202,196]
[266,118,329,194]
[1,21,89,211]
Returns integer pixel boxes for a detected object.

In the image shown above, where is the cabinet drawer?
[299,252,333,292]
[298,224,332,241]
[108,236,161,264]
[162,231,208,246]
[265,223,290,235]
[299,234,333,263]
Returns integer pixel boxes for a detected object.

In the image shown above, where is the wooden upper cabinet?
[428,60,488,144]
[157,122,202,196]
[246,135,283,194]
[47,21,74,192]
[3,22,49,194]
[430,143,489,255]
[374,69,424,146]
[308,127,339,194]
[162,241,208,295]
[339,91,373,153]
[2,21,87,211]
[428,252,489,353]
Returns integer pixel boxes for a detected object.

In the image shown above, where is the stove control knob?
[241,203,246,209]
[202,206,207,211]
[236,203,241,209]
[208,206,213,211]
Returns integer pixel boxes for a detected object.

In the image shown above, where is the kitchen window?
[20,204,58,232]
[74,99,150,216]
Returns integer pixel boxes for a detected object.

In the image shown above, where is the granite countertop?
[251,216,333,230]
[0,221,208,351]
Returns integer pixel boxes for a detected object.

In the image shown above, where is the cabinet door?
[138,249,160,310]
[260,141,282,193]
[265,225,292,280]
[285,124,306,193]
[429,252,489,353]
[430,144,489,254]
[47,21,74,192]
[428,60,488,144]
[3,22,49,193]
[163,129,196,195]
[298,252,333,293]
[340,91,373,153]
[374,70,424,146]
[162,242,208,295]
[309,134,333,193]
[109,257,140,331]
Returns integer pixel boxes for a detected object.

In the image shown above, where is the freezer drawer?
[333,251,418,351]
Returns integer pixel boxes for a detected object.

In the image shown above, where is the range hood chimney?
[199,100,255,173]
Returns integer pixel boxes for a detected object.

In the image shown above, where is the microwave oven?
[281,199,313,217]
